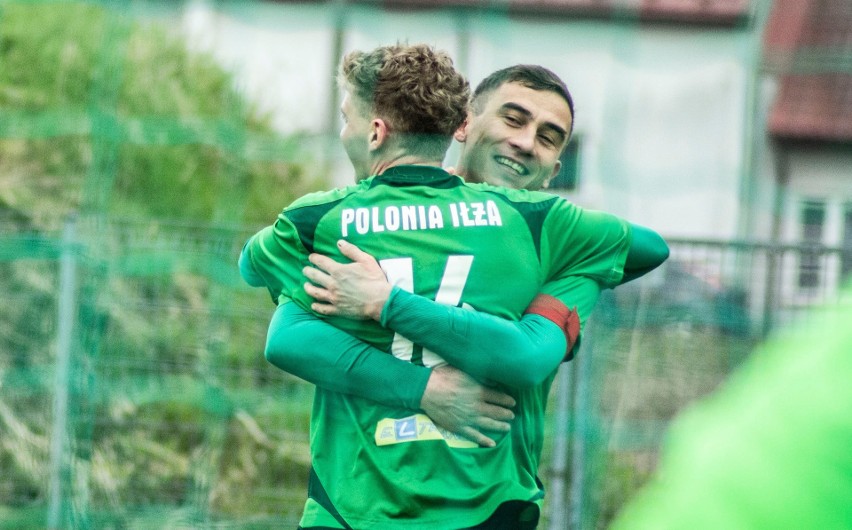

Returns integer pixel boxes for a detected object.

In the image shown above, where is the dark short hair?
[472,64,575,136]
[339,44,470,158]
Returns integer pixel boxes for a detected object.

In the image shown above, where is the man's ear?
[542,160,562,189]
[369,119,389,151]
[453,113,471,143]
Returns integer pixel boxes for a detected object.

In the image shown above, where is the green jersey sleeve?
[538,276,602,328]
[244,216,310,307]
[243,186,357,307]
[537,276,602,359]
[541,205,632,287]
[622,222,670,284]
[238,239,265,288]
[265,301,431,410]
[380,288,567,388]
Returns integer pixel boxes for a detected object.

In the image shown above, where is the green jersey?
[246,165,630,529]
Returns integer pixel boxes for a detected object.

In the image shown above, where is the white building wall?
[180,2,337,134]
[148,1,759,241]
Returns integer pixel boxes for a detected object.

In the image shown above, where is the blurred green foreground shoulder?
[611,283,852,530]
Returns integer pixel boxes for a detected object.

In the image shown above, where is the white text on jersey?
[340,201,502,237]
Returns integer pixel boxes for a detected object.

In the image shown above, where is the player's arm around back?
[306,241,579,388]
[265,301,431,410]
[381,288,572,388]
[264,301,516,447]
[240,212,434,410]
[621,223,669,284]
[542,201,668,288]
[240,219,517,446]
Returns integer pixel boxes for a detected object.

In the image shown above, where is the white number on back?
[378,255,473,367]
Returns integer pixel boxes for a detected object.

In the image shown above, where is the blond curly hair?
[339,44,470,159]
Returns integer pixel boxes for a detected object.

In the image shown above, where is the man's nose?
[508,127,535,154]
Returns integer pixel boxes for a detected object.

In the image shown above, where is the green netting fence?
[2,218,315,528]
[7,214,847,528]
[2,0,849,528]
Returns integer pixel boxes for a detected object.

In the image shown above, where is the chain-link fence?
[541,236,850,529]
[1,217,312,528]
[2,215,849,528]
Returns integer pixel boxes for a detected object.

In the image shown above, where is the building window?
[548,137,580,191]
[798,200,825,289]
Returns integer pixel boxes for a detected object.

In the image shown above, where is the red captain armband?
[523,294,581,362]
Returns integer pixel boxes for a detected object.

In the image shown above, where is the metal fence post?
[49,217,77,529]
[568,315,596,530]
[547,363,574,529]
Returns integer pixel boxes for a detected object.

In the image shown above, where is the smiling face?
[457,82,572,190]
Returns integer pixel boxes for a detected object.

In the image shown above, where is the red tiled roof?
[764,0,852,143]
[764,0,852,62]
[269,0,750,24]
[634,0,749,24]
[769,74,852,142]
[378,0,750,24]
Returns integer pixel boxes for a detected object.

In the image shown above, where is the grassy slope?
[0,2,325,525]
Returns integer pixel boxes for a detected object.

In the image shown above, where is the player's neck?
[372,156,442,176]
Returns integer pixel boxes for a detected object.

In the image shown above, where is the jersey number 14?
[379,255,473,367]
